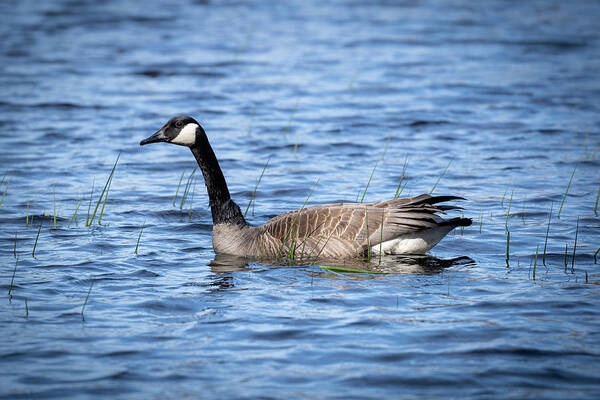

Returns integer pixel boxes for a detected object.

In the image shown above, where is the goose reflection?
[208,253,474,275]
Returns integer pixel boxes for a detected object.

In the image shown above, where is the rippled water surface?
[1,0,600,398]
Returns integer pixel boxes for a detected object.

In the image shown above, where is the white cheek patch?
[171,123,198,145]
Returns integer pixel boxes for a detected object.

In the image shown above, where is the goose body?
[140,116,471,260]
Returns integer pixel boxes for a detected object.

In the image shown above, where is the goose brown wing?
[258,194,463,256]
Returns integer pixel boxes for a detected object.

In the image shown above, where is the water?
[1,0,600,398]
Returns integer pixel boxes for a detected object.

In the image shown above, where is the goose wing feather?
[257,194,464,258]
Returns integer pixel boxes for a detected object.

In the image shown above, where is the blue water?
[1,0,600,398]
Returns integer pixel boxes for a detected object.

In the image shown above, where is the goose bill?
[140,129,168,145]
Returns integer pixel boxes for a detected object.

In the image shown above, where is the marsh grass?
[81,280,94,322]
[501,186,509,208]
[0,173,11,207]
[571,217,579,272]
[244,158,270,217]
[283,99,299,137]
[394,155,409,199]
[52,182,57,228]
[533,244,539,280]
[179,167,197,210]
[594,184,599,216]
[87,154,120,226]
[68,197,83,228]
[543,202,553,265]
[188,179,196,222]
[8,259,17,298]
[505,230,510,267]
[430,159,452,194]
[505,189,514,232]
[32,217,43,258]
[564,243,569,272]
[134,219,146,255]
[26,201,29,227]
[85,179,95,226]
[14,231,17,259]
[173,168,186,207]
[557,164,576,218]
[360,161,378,204]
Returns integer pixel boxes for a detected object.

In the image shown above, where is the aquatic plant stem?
[134,219,146,255]
[81,280,94,322]
[557,164,576,218]
[394,155,409,199]
[173,168,186,207]
[430,159,452,194]
[542,202,553,265]
[571,217,579,272]
[8,259,17,298]
[32,217,43,258]
[360,162,378,204]
[244,158,270,218]
[533,244,539,280]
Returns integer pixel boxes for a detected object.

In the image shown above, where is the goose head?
[140,115,204,147]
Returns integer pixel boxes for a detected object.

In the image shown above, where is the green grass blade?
[505,230,510,267]
[245,158,270,217]
[68,197,83,228]
[98,153,120,225]
[557,164,576,218]
[32,216,43,258]
[8,259,17,298]
[173,168,186,207]
[505,189,513,233]
[533,244,539,280]
[180,167,197,210]
[542,202,553,265]
[81,280,94,322]
[430,159,452,194]
[320,265,385,274]
[86,178,95,227]
[89,153,120,226]
[360,161,377,204]
[594,184,599,216]
[134,219,146,254]
[394,155,409,199]
[571,216,579,272]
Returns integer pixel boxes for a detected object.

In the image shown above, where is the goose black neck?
[190,132,247,227]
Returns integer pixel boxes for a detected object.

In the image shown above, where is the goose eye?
[175,121,183,128]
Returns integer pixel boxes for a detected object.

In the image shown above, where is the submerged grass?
[320,265,385,274]
[244,158,270,217]
[557,164,576,218]
[81,280,94,322]
[430,159,452,194]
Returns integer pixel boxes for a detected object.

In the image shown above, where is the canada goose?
[140,116,471,260]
